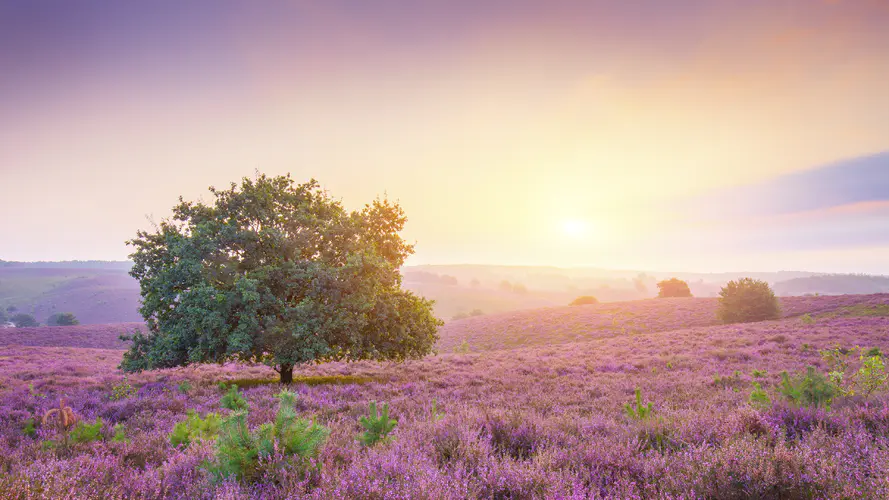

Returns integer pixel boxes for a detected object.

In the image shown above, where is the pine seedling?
[358,401,398,446]
[624,388,654,420]
[749,383,771,409]
[220,384,248,411]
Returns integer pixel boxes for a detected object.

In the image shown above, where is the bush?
[778,366,838,409]
[109,377,137,401]
[716,278,781,324]
[569,296,598,306]
[358,401,398,447]
[47,312,79,326]
[208,389,329,482]
[169,410,222,448]
[70,418,104,444]
[220,384,248,411]
[656,278,692,298]
[22,418,36,438]
[177,381,192,394]
[11,313,38,328]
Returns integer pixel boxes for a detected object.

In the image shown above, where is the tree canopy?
[656,278,693,298]
[47,312,80,326]
[11,313,39,328]
[716,278,781,324]
[121,175,442,383]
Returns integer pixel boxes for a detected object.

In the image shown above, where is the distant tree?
[468,309,484,317]
[633,276,648,295]
[440,275,458,286]
[6,305,17,313]
[47,312,79,326]
[11,313,39,328]
[470,278,480,287]
[0,309,7,324]
[499,280,513,292]
[657,278,693,298]
[120,174,442,384]
[511,283,528,294]
[717,278,781,324]
[569,296,599,306]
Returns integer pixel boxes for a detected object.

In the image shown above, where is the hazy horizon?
[2,1,889,272]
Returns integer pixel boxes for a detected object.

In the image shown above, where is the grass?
[219,374,382,388]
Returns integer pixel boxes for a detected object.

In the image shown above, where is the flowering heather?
[0,295,888,498]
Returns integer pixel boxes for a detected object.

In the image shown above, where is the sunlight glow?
[560,219,591,239]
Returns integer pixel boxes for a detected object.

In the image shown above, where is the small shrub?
[209,389,328,483]
[220,384,248,411]
[358,401,398,447]
[453,339,471,354]
[177,381,192,394]
[569,296,599,306]
[22,418,36,438]
[749,383,771,409]
[431,398,444,421]
[169,410,222,448]
[778,366,838,409]
[752,369,768,378]
[800,313,815,324]
[856,354,889,399]
[111,423,129,443]
[70,417,104,444]
[716,278,781,324]
[109,377,137,401]
[865,347,883,358]
[624,388,654,420]
[656,278,692,298]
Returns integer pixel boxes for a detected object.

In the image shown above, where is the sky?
[1,0,888,273]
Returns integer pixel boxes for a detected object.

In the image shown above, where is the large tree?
[121,175,442,383]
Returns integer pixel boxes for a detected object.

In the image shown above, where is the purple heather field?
[2,295,889,498]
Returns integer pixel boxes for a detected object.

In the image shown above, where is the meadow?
[1,295,889,498]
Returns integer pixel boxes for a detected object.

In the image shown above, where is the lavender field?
[2,295,889,498]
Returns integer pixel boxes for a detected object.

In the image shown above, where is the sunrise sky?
[2,1,888,272]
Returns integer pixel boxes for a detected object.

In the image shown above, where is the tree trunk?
[279,364,294,384]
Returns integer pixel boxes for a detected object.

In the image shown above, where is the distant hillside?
[0,266,142,325]
[1,260,887,325]
[773,274,889,296]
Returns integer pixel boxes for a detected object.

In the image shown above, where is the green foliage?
[430,398,444,421]
[820,345,889,398]
[177,381,192,394]
[624,388,654,421]
[111,424,129,443]
[169,410,222,448]
[752,369,768,378]
[453,339,471,354]
[11,313,39,328]
[778,366,838,409]
[23,418,36,438]
[220,384,249,411]
[856,354,888,399]
[47,312,79,326]
[716,278,781,324]
[109,377,137,401]
[70,417,104,444]
[656,278,693,298]
[209,389,329,482]
[800,313,815,324]
[28,383,45,399]
[358,401,398,447]
[120,174,442,383]
[749,383,771,409]
[569,296,598,306]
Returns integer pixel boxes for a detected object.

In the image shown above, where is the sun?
[560,219,591,239]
